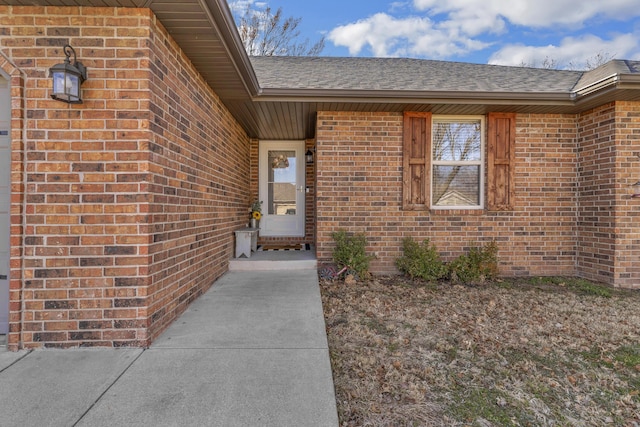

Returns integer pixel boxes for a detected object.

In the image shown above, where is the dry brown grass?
[320,275,640,426]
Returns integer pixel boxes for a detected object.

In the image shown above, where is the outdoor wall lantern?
[306,148,314,164]
[49,44,87,104]
[632,180,640,198]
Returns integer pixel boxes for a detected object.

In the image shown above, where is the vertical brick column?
[577,104,617,283]
[612,102,640,288]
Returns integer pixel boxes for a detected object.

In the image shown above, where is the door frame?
[258,140,306,237]
[0,73,10,334]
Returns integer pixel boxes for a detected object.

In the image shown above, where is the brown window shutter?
[403,112,431,210]
[487,112,516,210]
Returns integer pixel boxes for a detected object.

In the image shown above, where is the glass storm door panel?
[0,76,9,334]
[259,141,305,237]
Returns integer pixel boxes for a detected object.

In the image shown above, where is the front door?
[259,141,306,237]
[0,75,9,334]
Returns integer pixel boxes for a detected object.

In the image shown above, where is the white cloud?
[489,33,640,68]
[227,0,268,14]
[328,13,491,58]
[389,1,411,12]
[327,0,640,64]
[412,0,640,28]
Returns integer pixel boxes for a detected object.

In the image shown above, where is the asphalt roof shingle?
[250,56,585,94]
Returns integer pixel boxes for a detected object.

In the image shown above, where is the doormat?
[258,243,310,251]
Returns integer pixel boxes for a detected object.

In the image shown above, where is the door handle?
[0,275,6,280]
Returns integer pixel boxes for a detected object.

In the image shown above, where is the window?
[402,112,514,211]
[431,116,484,208]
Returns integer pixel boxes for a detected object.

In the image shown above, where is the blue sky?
[228,0,640,69]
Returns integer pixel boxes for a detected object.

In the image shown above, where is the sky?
[227,0,640,69]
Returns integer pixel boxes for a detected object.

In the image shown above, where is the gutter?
[574,72,640,96]
[573,73,620,98]
[616,73,640,88]
[255,88,576,105]
[571,73,640,108]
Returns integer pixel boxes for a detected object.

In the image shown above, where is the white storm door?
[259,141,305,237]
[0,76,9,334]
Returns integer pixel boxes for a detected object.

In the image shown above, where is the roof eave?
[199,0,261,97]
[572,73,640,108]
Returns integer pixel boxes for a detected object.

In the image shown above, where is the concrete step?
[228,247,317,271]
[229,258,317,271]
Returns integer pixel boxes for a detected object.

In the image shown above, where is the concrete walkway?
[0,270,338,427]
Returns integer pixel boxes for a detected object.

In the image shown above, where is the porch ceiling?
[3,0,640,141]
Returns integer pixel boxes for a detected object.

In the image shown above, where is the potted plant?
[250,200,262,228]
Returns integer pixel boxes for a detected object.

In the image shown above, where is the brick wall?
[577,103,616,283]
[145,17,250,341]
[315,111,578,278]
[577,102,640,287]
[612,102,640,287]
[0,6,250,349]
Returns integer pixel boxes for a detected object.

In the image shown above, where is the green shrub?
[396,237,447,282]
[331,230,375,279]
[449,241,499,285]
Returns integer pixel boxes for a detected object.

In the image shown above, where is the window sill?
[429,208,485,216]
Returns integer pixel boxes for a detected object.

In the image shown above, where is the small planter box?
[234,227,259,258]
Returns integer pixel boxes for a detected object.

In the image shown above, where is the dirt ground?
[320,275,640,426]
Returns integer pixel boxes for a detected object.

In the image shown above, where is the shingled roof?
[244,56,640,139]
[251,56,584,94]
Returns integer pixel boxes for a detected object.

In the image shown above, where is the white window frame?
[430,115,485,209]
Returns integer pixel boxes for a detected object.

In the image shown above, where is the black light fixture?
[49,44,87,104]
[306,148,314,164]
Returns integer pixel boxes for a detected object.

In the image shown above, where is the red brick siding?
[577,102,640,288]
[145,17,250,341]
[304,138,317,243]
[1,6,250,349]
[577,103,616,282]
[316,111,578,278]
[613,102,640,288]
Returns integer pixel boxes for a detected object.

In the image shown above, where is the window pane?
[267,150,297,215]
[268,183,297,215]
[433,121,481,161]
[432,165,480,206]
[268,150,296,183]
